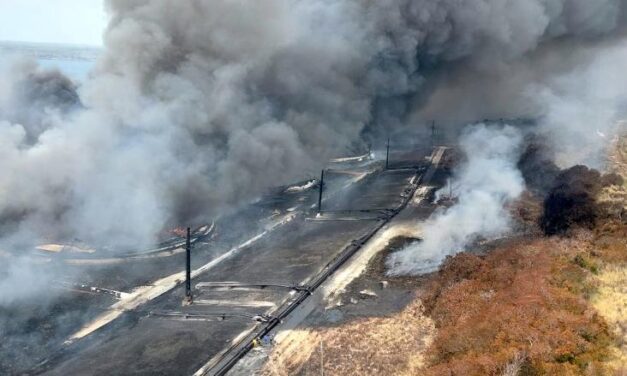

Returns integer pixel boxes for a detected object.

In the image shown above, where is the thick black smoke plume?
[0,0,626,276]
[541,166,624,234]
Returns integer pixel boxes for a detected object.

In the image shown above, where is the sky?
[0,0,107,46]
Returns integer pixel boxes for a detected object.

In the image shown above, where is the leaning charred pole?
[317,170,325,214]
[185,227,193,303]
[385,137,390,169]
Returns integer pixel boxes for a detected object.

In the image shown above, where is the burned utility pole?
[385,137,390,170]
[185,227,193,304]
[431,121,436,146]
[318,170,325,214]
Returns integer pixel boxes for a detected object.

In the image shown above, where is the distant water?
[0,41,101,83]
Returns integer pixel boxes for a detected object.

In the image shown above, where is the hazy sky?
[0,0,107,46]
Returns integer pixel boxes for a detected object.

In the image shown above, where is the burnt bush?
[600,172,624,187]
[540,166,623,235]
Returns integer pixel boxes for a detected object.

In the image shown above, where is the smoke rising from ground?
[0,1,626,288]
[387,125,525,276]
[541,165,624,235]
[414,34,627,167]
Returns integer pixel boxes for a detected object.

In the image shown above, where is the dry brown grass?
[592,135,627,373]
[420,235,615,376]
[301,301,434,376]
[599,135,627,221]
[261,299,434,376]
[418,165,627,376]
[592,264,627,374]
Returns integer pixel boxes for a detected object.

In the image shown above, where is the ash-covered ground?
[0,141,436,375]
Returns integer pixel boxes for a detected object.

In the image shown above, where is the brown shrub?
[421,239,614,376]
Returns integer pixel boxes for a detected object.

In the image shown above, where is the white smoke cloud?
[387,125,525,276]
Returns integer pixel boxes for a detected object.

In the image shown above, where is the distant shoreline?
[0,39,102,50]
[0,40,100,81]
[0,40,101,62]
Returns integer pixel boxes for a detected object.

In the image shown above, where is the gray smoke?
[534,40,627,168]
[0,0,626,286]
[0,56,79,142]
